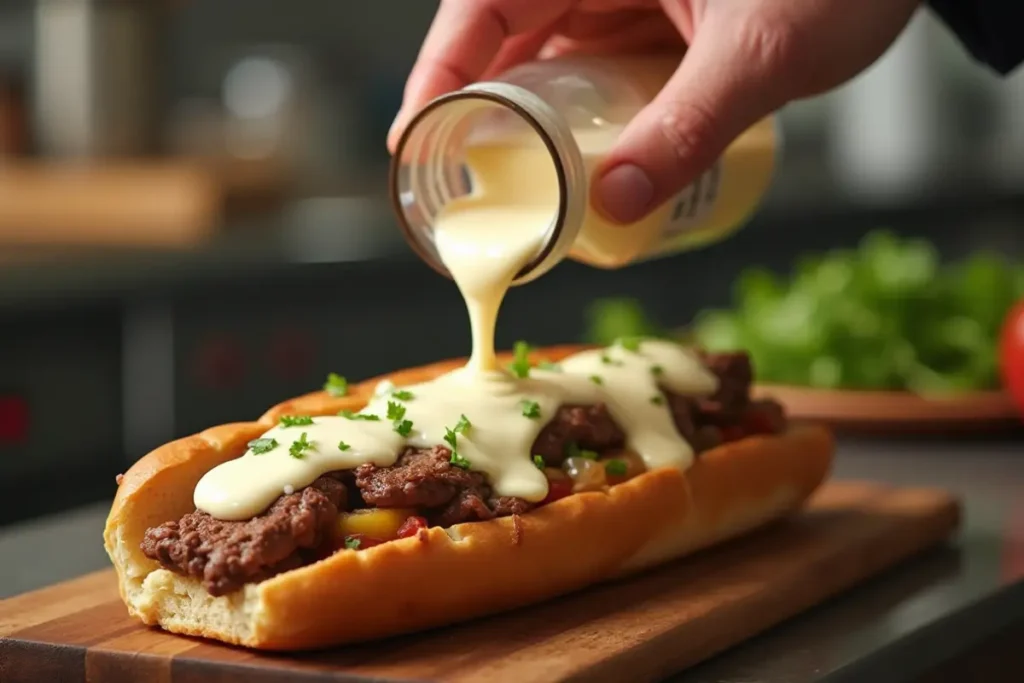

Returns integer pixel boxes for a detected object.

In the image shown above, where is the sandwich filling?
[141,348,786,597]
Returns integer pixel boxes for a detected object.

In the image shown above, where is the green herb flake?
[339,409,380,421]
[532,455,546,470]
[344,536,361,550]
[248,437,278,455]
[650,364,664,377]
[537,360,562,372]
[444,424,471,469]
[337,441,351,451]
[604,459,628,476]
[520,399,541,419]
[454,414,472,435]
[650,395,665,406]
[391,389,415,401]
[600,353,623,366]
[581,449,599,460]
[394,419,414,437]
[386,401,406,422]
[289,432,314,459]
[509,340,532,378]
[443,427,458,451]
[589,375,604,385]
[323,372,348,397]
[279,415,314,428]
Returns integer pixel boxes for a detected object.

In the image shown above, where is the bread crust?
[104,345,834,650]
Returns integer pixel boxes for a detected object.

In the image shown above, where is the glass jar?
[389,54,778,285]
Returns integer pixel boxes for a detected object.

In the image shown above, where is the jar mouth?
[388,89,569,285]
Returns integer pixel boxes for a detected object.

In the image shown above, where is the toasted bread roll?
[104,345,833,650]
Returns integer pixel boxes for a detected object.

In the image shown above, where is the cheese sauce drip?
[194,139,719,521]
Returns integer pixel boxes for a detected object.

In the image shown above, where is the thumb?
[593,14,795,225]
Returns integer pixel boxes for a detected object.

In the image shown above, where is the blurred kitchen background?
[0,1,1021,525]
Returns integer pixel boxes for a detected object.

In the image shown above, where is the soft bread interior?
[104,346,834,649]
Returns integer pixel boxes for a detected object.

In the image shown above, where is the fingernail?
[387,110,404,149]
[597,164,654,224]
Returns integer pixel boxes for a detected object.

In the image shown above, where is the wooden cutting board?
[0,481,960,683]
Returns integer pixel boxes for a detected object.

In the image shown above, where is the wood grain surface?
[0,481,960,683]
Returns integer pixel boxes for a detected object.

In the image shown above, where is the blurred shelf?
[0,187,1021,314]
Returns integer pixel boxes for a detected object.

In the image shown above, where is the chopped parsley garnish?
[509,340,532,378]
[386,401,406,421]
[279,415,314,428]
[323,372,348,397]
[337,441,351,451]
[394,419,414,437]
[443,427,458,451]
[386,402,413,436]
[532,455,546,470]
[650,395,665,406]
[289,432,314,459]
[600,353,622,366]
[248,438,278,455]
[651,364,664,377]
[339,409,380,421]
[392,389,415,401]
[617,336,642,352]
[444,425,471,469]
[537,360,562,372]
[565,442,599,460]
[520,399,541,419]
[604,459,628,476]
[454,414,472,435]
[589,375,604,385]
[344,536,361,550]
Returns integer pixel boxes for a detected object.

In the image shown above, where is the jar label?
[660,160,723,238]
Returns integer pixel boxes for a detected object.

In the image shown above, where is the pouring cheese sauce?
[194,136,719,522]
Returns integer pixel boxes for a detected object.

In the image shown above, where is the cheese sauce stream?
[194,139,719,521]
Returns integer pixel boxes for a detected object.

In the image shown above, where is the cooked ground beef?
[140,475,347,596]
[355,446,536,526]
[695,351,754,425]
[531,404,626,466]
[142,350,785,593]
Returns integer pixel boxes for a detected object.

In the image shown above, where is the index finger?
[388,0,572,150]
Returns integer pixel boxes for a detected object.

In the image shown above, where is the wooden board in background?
[0,481,960,683]
[754,385,1021,434]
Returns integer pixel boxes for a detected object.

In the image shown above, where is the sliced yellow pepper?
[336,508,415,541]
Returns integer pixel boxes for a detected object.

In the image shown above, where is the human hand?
[388,0,920,224]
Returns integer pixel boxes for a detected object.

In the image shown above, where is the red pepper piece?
[541,478,573,505]
[397,515,429,539]
[720,425,747,442]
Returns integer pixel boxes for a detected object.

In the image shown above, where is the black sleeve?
[928,0,1024,74]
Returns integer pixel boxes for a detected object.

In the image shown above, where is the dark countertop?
[2,435,1021,682]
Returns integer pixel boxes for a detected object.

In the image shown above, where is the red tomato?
[343,533,384,551]
[541,478,573,505]
[999,300,1024,416]
[396,515,428,539]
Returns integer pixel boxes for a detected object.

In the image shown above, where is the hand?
[389,0,920,224]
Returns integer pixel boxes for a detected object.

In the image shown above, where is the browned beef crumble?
[140,475,347,596]
[141,351,784,595]
[355,446,536,527]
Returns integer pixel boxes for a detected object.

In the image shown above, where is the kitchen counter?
[2,436,1022,682]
